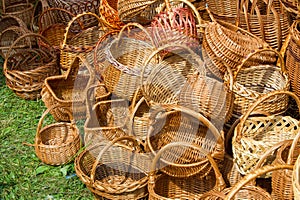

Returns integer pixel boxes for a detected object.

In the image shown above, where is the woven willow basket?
[148,142,226,200]
[146,104,224,178]
[293,152,300,200]
[33,105,81,165]
[75,136,151,199]
[232,90,300,175]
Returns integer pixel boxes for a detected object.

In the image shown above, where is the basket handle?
[225,164,293,200]
[35,104,75,146]
[236,90,300,142]
[146,104,224,158]
[31,0,50,31]
[140,43,206,104]
[61,12,104,48]
[93,30,120,76]
[117,22,156,47]
[233,47,286,81]
[90,135,144,183]
[149,141,226,192]
[38,7,77,31]
[287,130,300,165]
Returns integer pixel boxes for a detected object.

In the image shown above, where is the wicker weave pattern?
[293,152,300,200]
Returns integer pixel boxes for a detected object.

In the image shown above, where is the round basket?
[148,142,226,200]
[75,136,151,199]
[2,0,34,27]
[3,33,59,100]
[232,90,300,175]
[60,12,109,71]
[41,55,95,121]
[0,26,31,58]
[34,105,81,165]
[146,104,224,178]
[206,0,238,24]
[223,47,289,124]
[0,14,30,34]
[102,22,156,101]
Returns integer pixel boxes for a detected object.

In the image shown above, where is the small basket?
[33,105,81,165]
[102,22,156,101]
[3,33,59,100]
[148,142,226,199]
[223,47,290,124]
[293,151,300,200]
[99,0,124,29]
[0,25,31,58]
[75,136,151,199]
[60,12,109,71]
[146,104,224,178]
[41,55,95,121]
[232,90,300,175]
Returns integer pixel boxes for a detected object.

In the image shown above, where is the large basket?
[75,136,151,199]
[202,13,277,79]
[286,20,300,99]
[148,142,226,200]
[223,48,289,125]
[232,90,300,175]
[60,12,109,71]
[41,55,95,121]
[102,23,156,101]
[2,0,34,27]
[146,104,224,178]
[140,43,205,105]
[33,105,81,165]
[3,33,59,100]
[236,0,290,51]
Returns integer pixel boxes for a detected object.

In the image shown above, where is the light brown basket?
[146,104,224,178]
[140,43,205,105]
[2,0,34,27]
[148,142,226,200]
[102,22,156,101]
[223,47,289,124]
[41,55,95,121]
[32,105,81,165]
[206,0,238,24]
[293,152,300,200]
[60,12,109,71]
[75,136,151,199]
[271,130,300,199]
[232,90,300,175]
[3,33,59,100]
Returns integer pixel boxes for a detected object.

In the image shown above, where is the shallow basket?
[75,136,151,199]
[34,105,81,165]
[3,33,59,100]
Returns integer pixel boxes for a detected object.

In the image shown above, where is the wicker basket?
[102,22,156,101]
[140,43,205,105]
[99,0,124,29]
[2,0,34,27]
[3,33,59,100]
[60,12,109,71]
[75,136,151,199]
[33,105,81,165]
[41,55,95,121]
[146,104,224,178]
[232,90,300,175]
[271,131,300,199]
[0,25,31,58]
[286,20,300,99]
[223,47,289,126]
[293,152,300,200]
[206,0,238,24]
[0,14,30,34]
[148,142,226,199]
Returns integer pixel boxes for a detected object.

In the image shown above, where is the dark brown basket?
[34,105,81,165]
[3,33,59,100]
[41,55,95,121]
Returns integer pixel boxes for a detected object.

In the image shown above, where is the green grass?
[0,58,94,200]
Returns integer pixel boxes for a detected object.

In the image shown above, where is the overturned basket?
[33,105,81,165]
